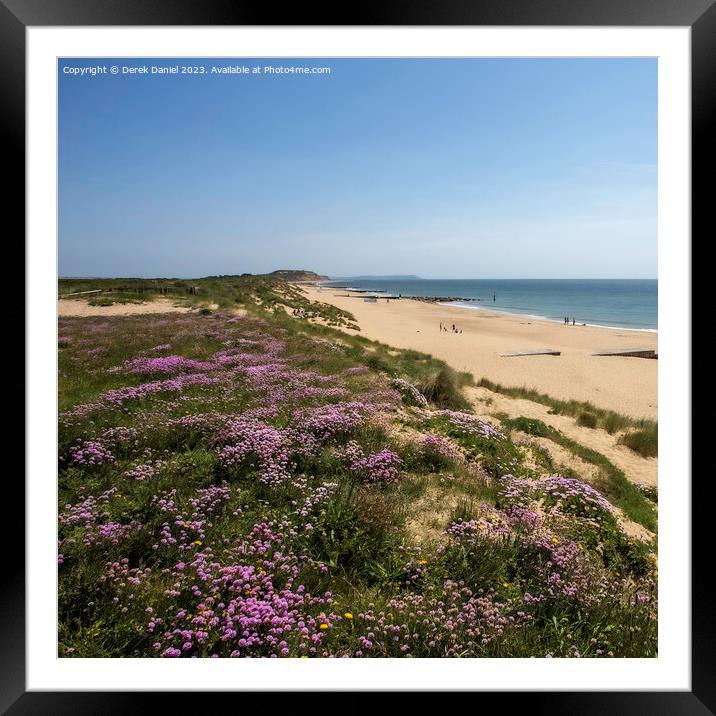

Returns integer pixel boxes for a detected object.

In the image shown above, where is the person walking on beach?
[572,317,575,326]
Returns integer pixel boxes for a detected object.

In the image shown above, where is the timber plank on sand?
[500,349,561,357]
[591,349,657,359]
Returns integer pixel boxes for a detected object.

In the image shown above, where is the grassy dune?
[58,276,657,658]
[477,378,658,458]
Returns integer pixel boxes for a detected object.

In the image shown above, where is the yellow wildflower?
[320,623,329,630]
[344,612,353,619]
[551,537,559,543]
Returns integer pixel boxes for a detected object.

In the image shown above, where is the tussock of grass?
[416,367,471,411]
[576,412,598,429]
[449,498,479,524]
[620,430,658,458]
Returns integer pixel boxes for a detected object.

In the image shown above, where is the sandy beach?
[302,286,658,420]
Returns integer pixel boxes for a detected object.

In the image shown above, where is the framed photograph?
[13,1,707,711]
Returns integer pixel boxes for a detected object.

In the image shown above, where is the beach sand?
[302,286,658,420]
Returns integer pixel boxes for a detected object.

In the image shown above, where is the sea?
[321,279,657,332]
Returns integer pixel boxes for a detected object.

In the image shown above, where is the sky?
[58,57,657,279]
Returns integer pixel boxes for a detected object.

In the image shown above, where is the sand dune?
[469,386,657,487]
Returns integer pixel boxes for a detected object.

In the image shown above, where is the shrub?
[576,412,598,428]
[620,429,658,458]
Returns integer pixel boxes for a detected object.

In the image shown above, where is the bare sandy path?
[58,298,193,317]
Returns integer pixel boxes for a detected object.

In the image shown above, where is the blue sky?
[58,58,657,279]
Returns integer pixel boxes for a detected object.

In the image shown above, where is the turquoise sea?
[322,279,657,331]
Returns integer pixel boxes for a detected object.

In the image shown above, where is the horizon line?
[58,275,659,281]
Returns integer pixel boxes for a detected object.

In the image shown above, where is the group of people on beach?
[564,316,576,325]
[439,322,462,334]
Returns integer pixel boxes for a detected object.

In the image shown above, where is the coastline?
[302,285,658,420]
[437,301,658,333]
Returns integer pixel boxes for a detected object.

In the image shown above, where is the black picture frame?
[10,1,706,712]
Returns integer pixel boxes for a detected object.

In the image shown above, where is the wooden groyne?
[338,293,399,300]
[327,291,483,303]
[591,349,657,359]
[409,296,482,304]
